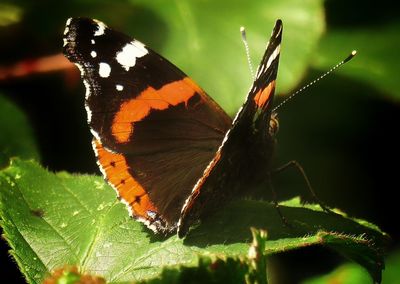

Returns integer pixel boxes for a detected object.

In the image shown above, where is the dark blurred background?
[0,0,398,283]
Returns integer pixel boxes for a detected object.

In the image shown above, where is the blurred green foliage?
[303,249,400,284]
[0,94,39,164]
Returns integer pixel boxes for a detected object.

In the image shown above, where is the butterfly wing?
[63,18,231,233]
[178,20,283,237]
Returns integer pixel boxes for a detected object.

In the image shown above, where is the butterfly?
[63,17,282,237]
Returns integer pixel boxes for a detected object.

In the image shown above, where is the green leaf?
[74,0,325,114]
[186,198,388,283]
[312,20,400,100]
[0,159,388,283]
[302,262,372,284]
[303,249,400,284]
[139,229,269,284]
[0,94,39,165]
[381,249,400,284]
[0,3,22,27]
[139,255,251,284]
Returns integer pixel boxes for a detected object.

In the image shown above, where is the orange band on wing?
[112,77,203,143]
[254,80,275,108]
[93,139,158,219]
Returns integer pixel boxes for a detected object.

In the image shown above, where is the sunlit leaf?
[0,159,388,283]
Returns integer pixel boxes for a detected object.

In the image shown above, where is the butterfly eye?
[269,112,279,135]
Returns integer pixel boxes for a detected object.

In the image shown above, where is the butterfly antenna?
[272,50,357,113]
[240,26,255,80]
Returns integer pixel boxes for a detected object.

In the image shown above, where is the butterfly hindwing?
[177,20,283,237]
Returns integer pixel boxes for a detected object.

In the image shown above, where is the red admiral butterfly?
[63,18,282,237]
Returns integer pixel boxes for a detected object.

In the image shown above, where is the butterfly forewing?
[63,18,231,233]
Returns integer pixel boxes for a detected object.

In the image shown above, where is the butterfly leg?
[273,160,332,213]
[267,173,291,227]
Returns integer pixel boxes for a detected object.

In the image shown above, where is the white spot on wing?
[255,44,281,78]
[266,44,280,70]
[147,211,157,219]
[91,51,97,58]
[116,40,148,71]
[116,84,124,91]
[64,18,72,35]
[85,103,92,123]
[73,62,84,74]
[83,79,90,99]
[91,39,95,44]
[93,20,107,36]
[90,129,101,141]
[99,62,111,78]
[72,63,93,101]
[275,24,283,38]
